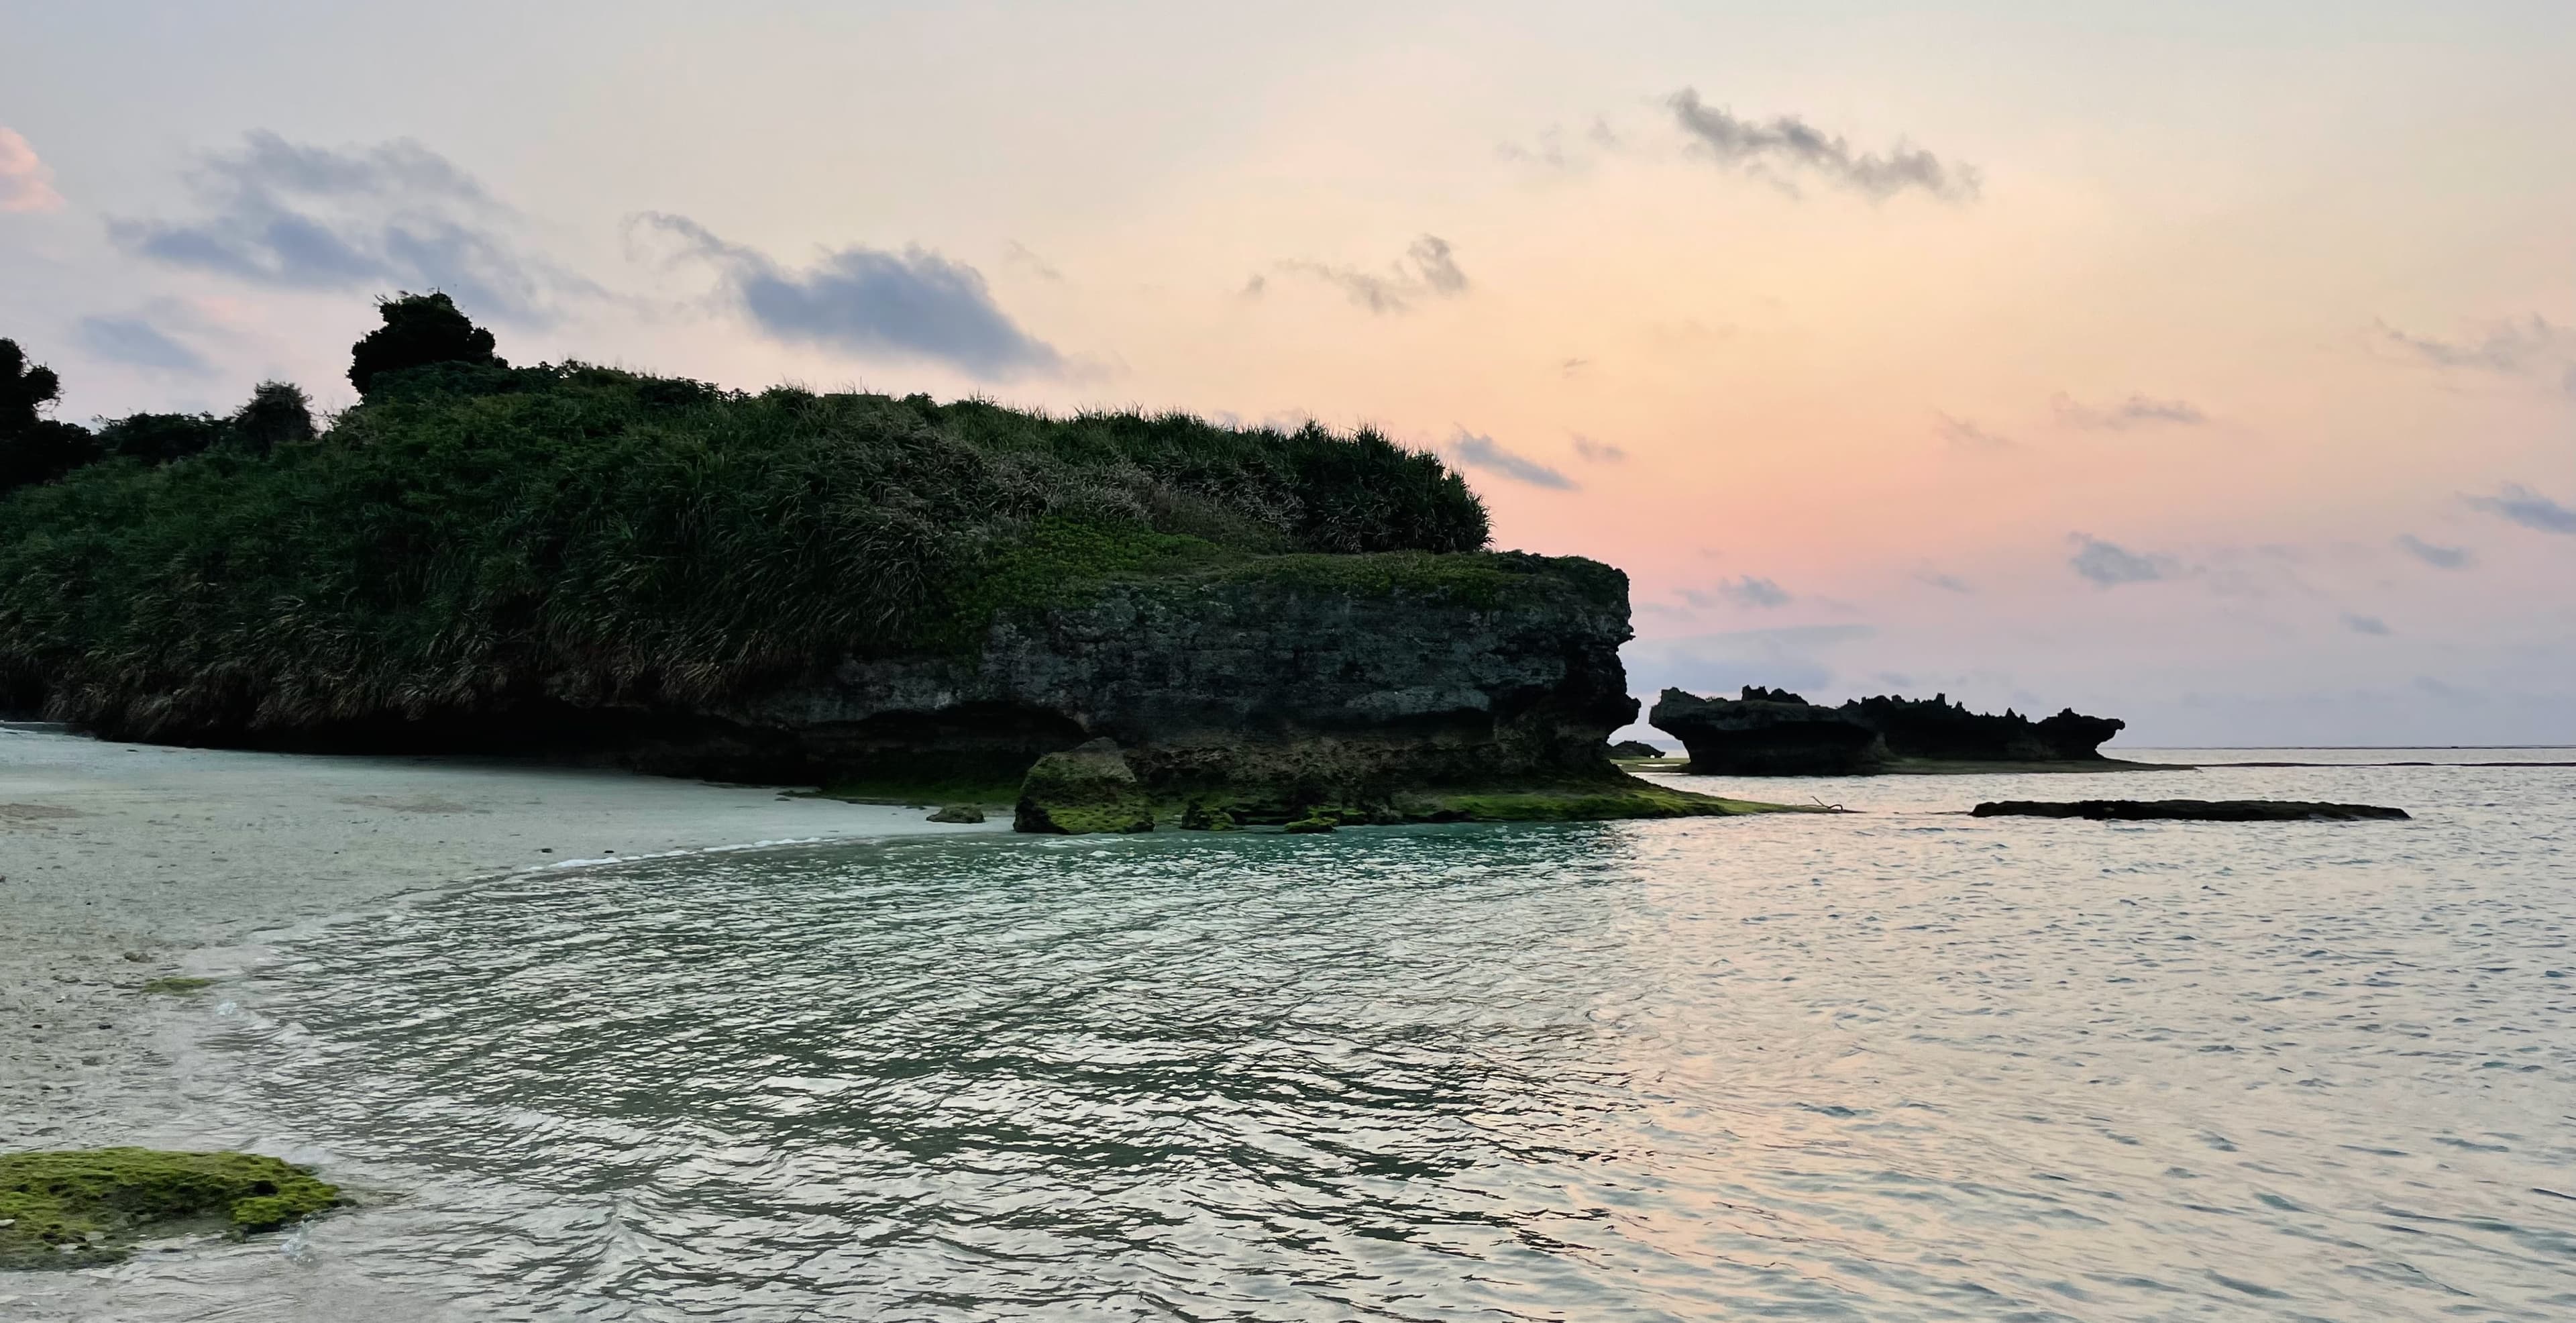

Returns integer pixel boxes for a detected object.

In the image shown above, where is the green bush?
[0,362,1489,737]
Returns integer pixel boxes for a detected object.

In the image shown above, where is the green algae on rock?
[0,1148,341,1270]
[137,975,215,995]
[1014,739,1156,835]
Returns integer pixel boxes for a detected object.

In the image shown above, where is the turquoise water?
[113,755,2576,1318]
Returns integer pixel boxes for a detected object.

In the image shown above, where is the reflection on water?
[83,755,2576,1318]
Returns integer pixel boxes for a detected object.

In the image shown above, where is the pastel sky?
[6,1,2573,746]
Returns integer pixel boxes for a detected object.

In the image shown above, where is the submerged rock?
[1014,739,1155,835]
[1972,799,2409,822]
[925,804,985,824]
[0,1148,341,1270]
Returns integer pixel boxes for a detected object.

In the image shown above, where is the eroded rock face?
[37,549,1645,814]
[688,551,1641,808]
[1649,686,2126,775]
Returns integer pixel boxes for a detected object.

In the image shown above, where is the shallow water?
[40,752,2576,1319]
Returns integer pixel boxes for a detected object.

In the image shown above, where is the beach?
[0,722,1000,1153]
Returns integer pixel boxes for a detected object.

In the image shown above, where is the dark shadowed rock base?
[1972,799,2410,822]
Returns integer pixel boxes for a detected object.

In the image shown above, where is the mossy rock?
[0,1148,341,1270]
[138,976,215,995]
[1013,739,1155,835]
[925,804,986,824]
[1281,813,1338,834]
[1179,800,1238,831]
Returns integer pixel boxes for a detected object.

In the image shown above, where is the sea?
[40,751,2576,1320]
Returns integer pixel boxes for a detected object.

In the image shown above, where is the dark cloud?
[2377,315,2569,376]
[2342,613,2392,636]
[636,213,1059,379]
[2394,533,2473,570]
[1269,234,1470,314]
[1446,428,1574,490]
[74,315,212,374]
[1935,412,2014,449]
[2054,392,2208,431]
[2465,483,2576,535]
[1570,435,1625,464]
[2068,533,2171,586]
[1682,576,1791,609]
[1667,89,1978,201]
[109,131,578,322]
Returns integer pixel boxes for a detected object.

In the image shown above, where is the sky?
[5,0,2573,747]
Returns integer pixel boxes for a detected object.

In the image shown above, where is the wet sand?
[0,723,1001,1152]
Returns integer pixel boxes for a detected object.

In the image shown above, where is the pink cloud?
[0,127,66,213]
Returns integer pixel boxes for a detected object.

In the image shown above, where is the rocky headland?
[0,297,1787,831]
[1650,686,2130,776]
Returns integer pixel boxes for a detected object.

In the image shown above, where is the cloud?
[2394,533,2473,570]
[1681,576,1792,609]
[2465,483,2576,535]
[1935,412,2014,449]
[2377,315,2570,376]
[0,127,65,213]
[2341,613,2392,636]
[1667,89,1978,201]
[1497,117,1621,172]
[108,131,585,323]
[1267,234,1470,314]
[2053,392,2208,431]
[1915,570,1976,594]
[635,212,1059,379]
[1570,434,1626,463]
[1446,428,1574,489]
[2068,533,2173,586]
[74,314,213,374]
[1002,240,1062,282]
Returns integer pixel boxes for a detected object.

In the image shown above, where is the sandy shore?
[0,722,1001,1152]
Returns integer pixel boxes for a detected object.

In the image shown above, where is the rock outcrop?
[650,552,1648,819]
[1973,799,2407,822]
[1015,739,1156,834]
[1650,686,2126,775]
[1647,688,1887,774]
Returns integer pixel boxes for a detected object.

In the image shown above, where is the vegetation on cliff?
[0,1148,341,1269]
[0,296,1490,738]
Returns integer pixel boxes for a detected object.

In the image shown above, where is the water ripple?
[95,756,2576,1319]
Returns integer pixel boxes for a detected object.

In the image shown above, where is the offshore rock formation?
[1650,686,2126,776]
[1646,687,1888,775]
[1974,799,2407,822]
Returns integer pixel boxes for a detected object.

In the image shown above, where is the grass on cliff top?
[0,1148,340,1270]
[0,364,1492,735]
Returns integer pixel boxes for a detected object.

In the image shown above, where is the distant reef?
[0,296,1793,829]
[1974,800,2406,822]
[1649,686,2127,776]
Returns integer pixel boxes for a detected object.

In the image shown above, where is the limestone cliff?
[672,551,1644,814]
